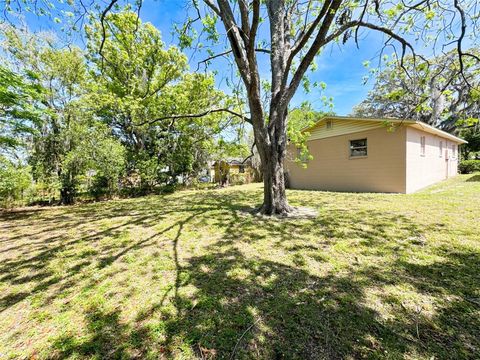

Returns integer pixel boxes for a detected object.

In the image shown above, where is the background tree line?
[0,10,249,207]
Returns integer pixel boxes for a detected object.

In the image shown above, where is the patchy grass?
[0,174,479,359]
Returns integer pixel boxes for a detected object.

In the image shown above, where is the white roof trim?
[410,121,467,144]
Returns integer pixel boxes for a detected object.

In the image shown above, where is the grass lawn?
[1,174,479,359]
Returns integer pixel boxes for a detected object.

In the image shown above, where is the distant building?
[211,159,255,186]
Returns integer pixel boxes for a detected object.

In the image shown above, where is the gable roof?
[211,158,252,167]
[302,115,467,144]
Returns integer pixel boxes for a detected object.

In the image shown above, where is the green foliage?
[458,160,480,174]
[459,127,480,159]
[287,102,332,166]
[85,11,230,189]
[0,65,43,150]
[0,156,32,207]
[61,121,126,200]
[0,12,233,202]
[353,50,480,132]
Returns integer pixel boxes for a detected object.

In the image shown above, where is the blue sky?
[138,0,380,115]
[18,0,395,115]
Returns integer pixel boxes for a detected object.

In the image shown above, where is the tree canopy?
[353,50,480,128]
[0,10,239,205]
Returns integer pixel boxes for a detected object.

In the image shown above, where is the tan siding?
[286,126,407,193]
[405,127,459,193]
[308,119,383,141]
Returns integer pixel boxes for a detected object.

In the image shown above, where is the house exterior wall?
[286,126,408,193]
[405,127,459,193]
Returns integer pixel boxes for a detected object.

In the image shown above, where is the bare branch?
[241,140,256,164]
[135,108,252,127]
[99,0,118,65]
[197,50,233,70]
[453,0,479,88]
[289,0,332,61]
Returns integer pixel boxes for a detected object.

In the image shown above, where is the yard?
[0,175,479,359]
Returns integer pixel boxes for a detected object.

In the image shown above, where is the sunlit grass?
[0,174,479,359]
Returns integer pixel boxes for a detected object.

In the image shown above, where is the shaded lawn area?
[0,175,479,359]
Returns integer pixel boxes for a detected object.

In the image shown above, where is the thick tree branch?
[99,0,118,63]
[203,0,221,16]
[453,0,479,88]
[242,140,256,164]
[196,48,270,71]
[214,0,251,86]
[286,0,343,103]
[135,108,252,127]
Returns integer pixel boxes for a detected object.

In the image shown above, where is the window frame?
[326,120,333,130]
[420,136,426,156]
[349,138,368,158]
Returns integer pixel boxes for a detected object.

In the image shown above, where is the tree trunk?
[256,110,292,215]
[260,147,291,215]
[59,170,76,205]
[60,187,75,205]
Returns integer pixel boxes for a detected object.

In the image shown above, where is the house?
[285,116,467,193]
[211,159,255,185]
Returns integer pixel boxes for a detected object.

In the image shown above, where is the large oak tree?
[174,0,479,214]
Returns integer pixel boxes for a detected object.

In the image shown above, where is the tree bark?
[260,146,290,215]
[255,109,291,215]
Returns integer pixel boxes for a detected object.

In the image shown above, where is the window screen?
[350,139,367,157]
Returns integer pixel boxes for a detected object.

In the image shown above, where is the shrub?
[89,175,111,200]
[161,183,177,194]
[230,173,248,185]
[458,160,480,174]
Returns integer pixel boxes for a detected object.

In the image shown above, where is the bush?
[230,173,248,185]
[459,160,480,174]
[161,183,177,194]
[89,175,111,200]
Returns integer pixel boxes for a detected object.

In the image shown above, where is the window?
[350,138,367,157]
[239,165,245,173]
[439,140,443,157]
[326,120,333,129]
[420,136,426,156]
[452,144,456,158]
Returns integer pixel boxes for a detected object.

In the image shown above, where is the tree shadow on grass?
[466,174,480,182]
[52,304,133,359]
[156,246,479,359]
[0,190,258,312]
[2,186,479,359]
[158,248,409,359]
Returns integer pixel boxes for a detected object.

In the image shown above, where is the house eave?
[300,115,467,144]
